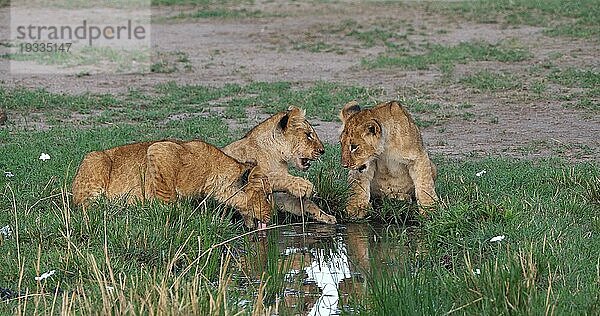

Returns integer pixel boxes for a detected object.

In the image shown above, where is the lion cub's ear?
[287,106,306,118]
[278,112,290,131]
[279,106,306,131]
[340,101,361,123]
[287,106,306,126]
[387,100,404,113]
[365,120,381,137]
[239,160,258,185]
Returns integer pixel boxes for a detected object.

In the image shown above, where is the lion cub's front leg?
[270,174,314,198]
[275,193,337,224]
[269,173,337,224]
[346,165,375,219]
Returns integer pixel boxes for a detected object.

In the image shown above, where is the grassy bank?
[1,110,598,314]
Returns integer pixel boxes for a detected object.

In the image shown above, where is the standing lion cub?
[339,100,438,218]
[72,140,273,227]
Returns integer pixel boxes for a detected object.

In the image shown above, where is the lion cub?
[72,140,273,227]
[223,107,337,224]
[339,100,438,218]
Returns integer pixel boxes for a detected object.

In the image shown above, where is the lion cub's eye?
[350,144,358,153]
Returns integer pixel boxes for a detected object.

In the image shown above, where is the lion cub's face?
[242,164,273,224]
[339,101,383,172]
[280,107,325,171]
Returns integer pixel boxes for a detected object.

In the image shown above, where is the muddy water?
[242,223,409,315]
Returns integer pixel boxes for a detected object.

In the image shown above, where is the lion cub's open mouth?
[298,157,313,170]
[357,164,367,172]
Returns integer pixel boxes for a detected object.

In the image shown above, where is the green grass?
[171,8,267,19]
[150,0,271,20]
[2,84,599,314]
[1,47,150,73]
[152,0,254,5]
[347,27,404,49]
[460,71,522,92]
[0,88,119,112]
[291,41,346,55]
[531,80,547,95]
[433,0,600,38]
[290,18,414,55]
[150,51,192,73]
[152,81,380,122]
[549,68,600,89]
[546,67,599,112]
[571,92,599,112]
[362,42,531,71]
[329,19,409,49]
[347,155,600,315]
[0,81,381,126]
[0,117,287,314]
[3,132,598,314]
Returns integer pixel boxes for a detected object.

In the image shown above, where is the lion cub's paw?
[289,177,314,198]
[416,190,438,208]
[416,195,437,217]
[316,212,337,224]
[345,203,369,220]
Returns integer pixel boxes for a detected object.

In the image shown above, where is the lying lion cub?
[223,107,337,224]
[72,140,273,227]
[339,100,438,218]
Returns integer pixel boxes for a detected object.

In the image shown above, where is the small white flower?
[106,286,114,292]
[237,299,251,307]
[490,235,505,242]
[0,225,11,238]
[474,268,481,275]
[39,153,51,161]
[476,170,487,177]
[4,171,14,177]
[35,270,55,281]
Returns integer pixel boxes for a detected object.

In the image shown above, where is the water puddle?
[239,223,410,315]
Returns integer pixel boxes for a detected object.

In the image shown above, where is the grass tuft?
[432,0,600,38]
[362,42,531,70]
[460,71,522,91]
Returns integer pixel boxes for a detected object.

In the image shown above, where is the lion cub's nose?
[319,148,325,155]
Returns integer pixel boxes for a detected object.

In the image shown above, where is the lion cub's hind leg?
[72,151,112,206]
[408,156,438,208]
[145,142,183,202]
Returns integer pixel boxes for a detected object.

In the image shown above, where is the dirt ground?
[0,1,598,160]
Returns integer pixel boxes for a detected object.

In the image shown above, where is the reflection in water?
[243,223,403,315]
[302,236,351,315]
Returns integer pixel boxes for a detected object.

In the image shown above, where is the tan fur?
[72,140,273,227]
[339,100,438,218]
[223,107,337,224]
